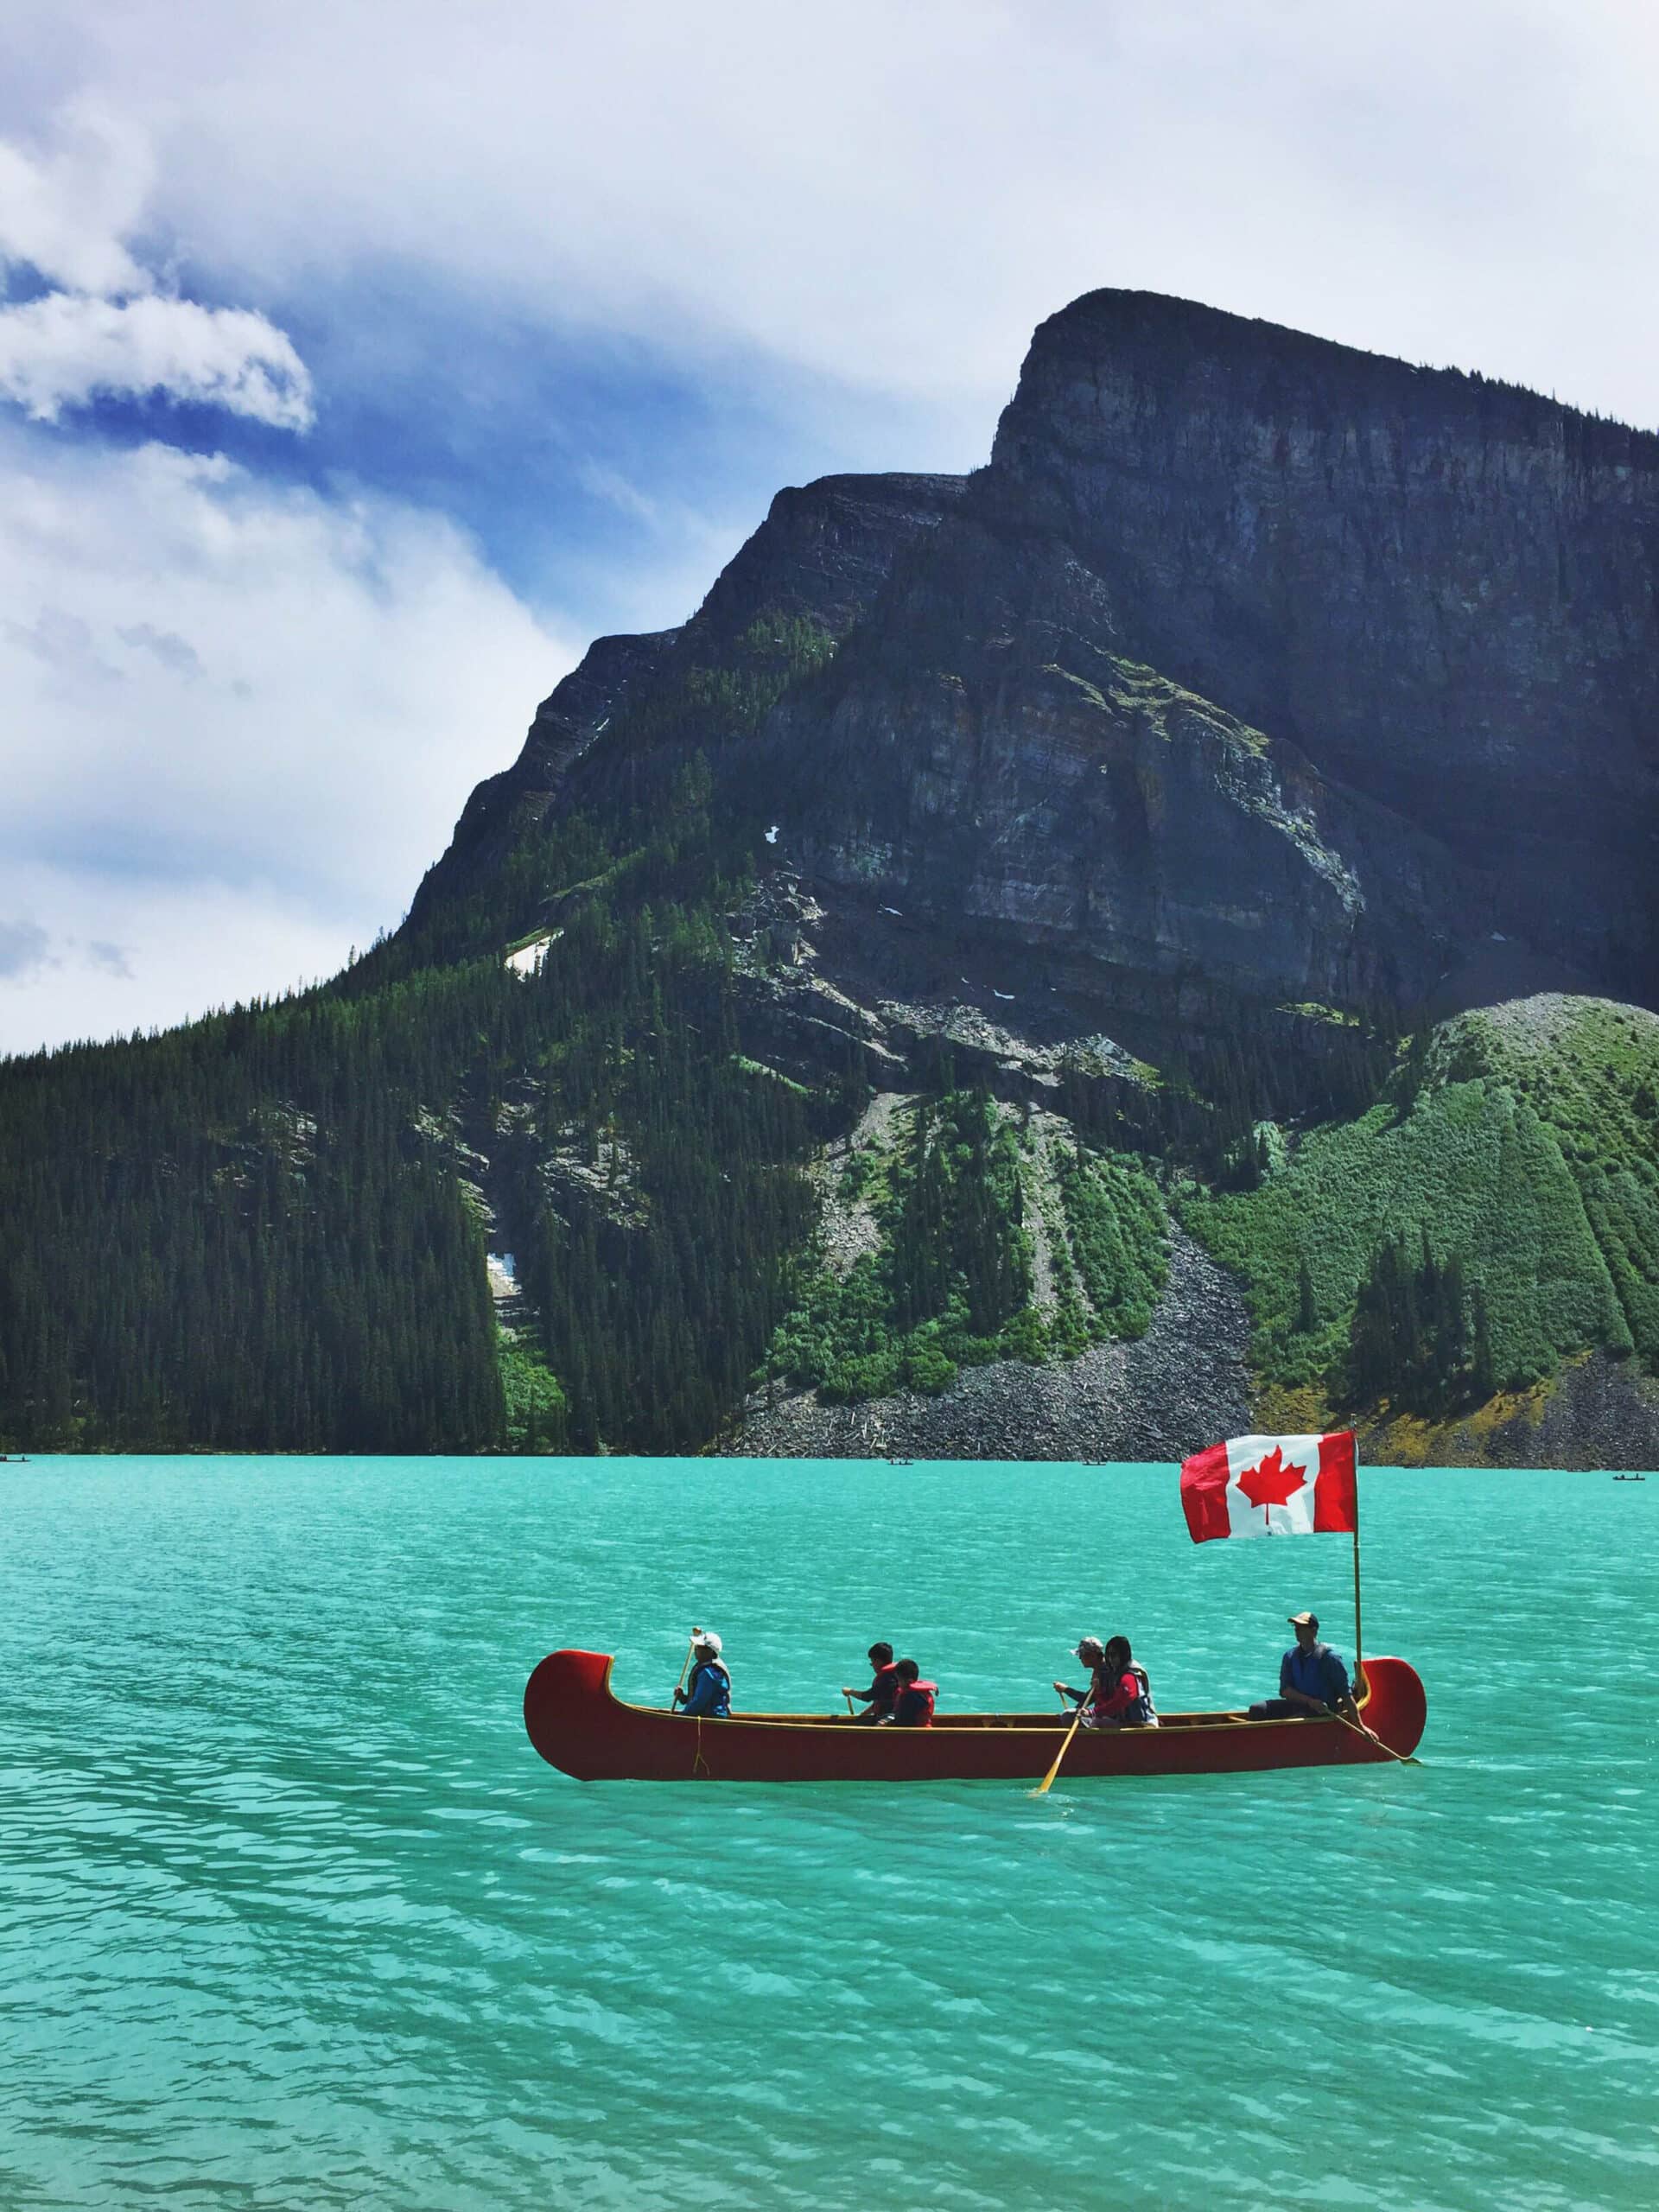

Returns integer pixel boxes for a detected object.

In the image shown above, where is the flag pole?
[1351,1459,1364,1698]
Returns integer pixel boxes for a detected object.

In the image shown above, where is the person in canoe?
[843,1640,901,1723]
[1249,1611,1357,1721]
[673,1631,732,1718]
[888,1659,937,1726]
[1053,1635,1155,1728]
[1109,1636,1158,1727]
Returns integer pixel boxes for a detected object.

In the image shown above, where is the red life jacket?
[894,1680,937,1727]
[869,1661,901,1713]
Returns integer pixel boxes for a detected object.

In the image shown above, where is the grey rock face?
[428,289,1656,1016]
[988,289,1659,969]
[723,1227,1250,1463]
[764,505,1463,1005]
[409,473,963,918]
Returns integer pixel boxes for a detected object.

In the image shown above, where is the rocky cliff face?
[411,471,963,916]
[759,495,1460,1009]
[428,290,1655,1024]
[988,291,1659,972]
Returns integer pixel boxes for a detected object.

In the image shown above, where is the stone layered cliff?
[424,290,1656,1028]
[989,291,1659,973]
[412,471,964,915]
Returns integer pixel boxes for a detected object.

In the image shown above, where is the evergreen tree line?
[0,772,830,1453]
[1344,1228,1497,1414]
[1058,1007,1399,1186]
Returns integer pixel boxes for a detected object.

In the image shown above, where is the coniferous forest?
[0,772,830,1452]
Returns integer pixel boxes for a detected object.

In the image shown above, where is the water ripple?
[1,1455,1654,2209]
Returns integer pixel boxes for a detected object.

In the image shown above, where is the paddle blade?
[1029,1712,1082,1796]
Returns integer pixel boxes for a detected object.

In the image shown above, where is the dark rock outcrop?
[423,291,1657,1015]
[988,290,1659,975]
[760,501,1462,1008]
[410,472,963,917]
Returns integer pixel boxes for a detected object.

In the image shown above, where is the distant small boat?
[1612,1473,1647,1482]
[524,1649,1427,1783]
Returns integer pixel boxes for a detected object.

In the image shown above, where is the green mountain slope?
[1183,997,1659,1421]
[0,789,826,1452]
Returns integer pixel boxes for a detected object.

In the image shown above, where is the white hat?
[694,1630,722,1655]
[1074,1636,1104,1658]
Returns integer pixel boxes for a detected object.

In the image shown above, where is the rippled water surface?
[2,1456,1656,2209]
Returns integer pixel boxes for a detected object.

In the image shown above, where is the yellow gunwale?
[601,1656,1375,1738]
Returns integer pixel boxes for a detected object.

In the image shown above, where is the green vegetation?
[1183,999,1659,1414]
[1346,1231,1493,1414]
[0,766,828,1453]
[760,1101,1167,1404]
[1056,1147,1166,1340]
[1451,1001,1659,1368]
[0,984,505,1452]
[499,1335,569,1453]
[763,1092,1033,1402]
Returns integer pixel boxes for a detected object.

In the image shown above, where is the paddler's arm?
[1052,1680,1087,1705]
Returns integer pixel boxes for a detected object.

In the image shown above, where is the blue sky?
[2,0,1656,1053]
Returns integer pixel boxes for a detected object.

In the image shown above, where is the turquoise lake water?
[2,1455,1655,2210]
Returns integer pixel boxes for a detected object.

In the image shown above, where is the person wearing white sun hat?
[673,1630,732,1718]
[1052,1634,1150,1727]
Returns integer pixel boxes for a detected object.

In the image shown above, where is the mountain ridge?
[3,289,1655,1463]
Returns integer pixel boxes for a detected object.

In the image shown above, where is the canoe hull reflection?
[523,1649,1427,1783]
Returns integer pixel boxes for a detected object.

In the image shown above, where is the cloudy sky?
[3,1,1656,1053]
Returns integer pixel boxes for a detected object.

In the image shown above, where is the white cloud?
[7,2,1658,437]
[0,874,356,1057]
[0,98,313,429]
[0,918,53,980]
[0,428,572,1055]
[0,95,150,295]
[0,290,313,426]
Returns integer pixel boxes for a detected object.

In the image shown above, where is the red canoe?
[524,1649,1427,1783]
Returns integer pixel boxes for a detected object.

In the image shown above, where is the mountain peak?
[1001,285,1659,460]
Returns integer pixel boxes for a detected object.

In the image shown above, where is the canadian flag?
[1180,1431,1357,1543]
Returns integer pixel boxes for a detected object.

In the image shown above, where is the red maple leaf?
[1236,1445,1308,1514]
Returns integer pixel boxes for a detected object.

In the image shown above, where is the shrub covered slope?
[1184,997,1659,1421]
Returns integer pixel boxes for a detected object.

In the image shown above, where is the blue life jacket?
[683,1660,731,1718]
[1283,1642,1349,1707]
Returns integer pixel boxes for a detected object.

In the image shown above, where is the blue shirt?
[680,1660,731,1718]
[1281,1641,1351,1707]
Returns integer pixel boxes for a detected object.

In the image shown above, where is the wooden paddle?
[1331,1705,1421,1765]
[671,1626,702,1710]
[842,1691,857,1717]
[1030,1688,1090,1796]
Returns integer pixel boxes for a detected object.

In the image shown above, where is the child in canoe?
[843,1641,902,1723]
